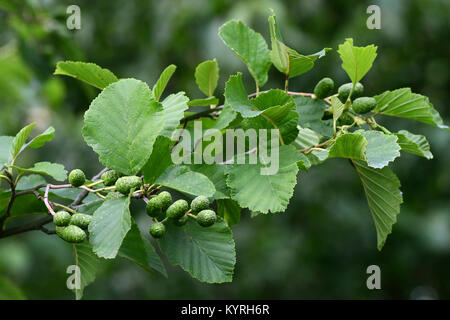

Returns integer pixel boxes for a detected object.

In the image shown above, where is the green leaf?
[328,133,367,160]
[160,91,189,138]
[11,122,35,162]
[226,145,301,213]
[142,135,175,184]
[294,96,333,137]
[294,126,320,149]
[373,88,447,128]
[217,199,241,226]
[331,96,345,133]
[158,218,235,283]
[152,64,176,101]
[195,59,219,96]
[89,196,131,259]
[352,160,403,250]
[54,61,118,90]
[190,163,230,199]
[213,105,239,130]
[188,97,219,107]
[118,219,167,277]
[73,241,102,300]
[395,130,433,159]
[219,20,271,87]
[357,130,401,168]
[224,73,261,118]
[155,165,215,197]
[82,78,164,175]
[268,12,328,78]
[0,136,13,168]
[242,89,299,145]
[337,38,377,84]
[11,162,67,181]
[25,126,55,149]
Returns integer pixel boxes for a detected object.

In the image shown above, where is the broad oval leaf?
[337,38,377,84]
[160,91,189,138]
[328,133,367,160]
[152,64,176,101]
[158,219,235,283]
[395,130,433,159]
[219,20,271,87]
[82,78,164,175]
[224,73,261,118]
[11,162,67,181]
[357,130,400,168]
[195,59,219,96]
[54,61,118,89]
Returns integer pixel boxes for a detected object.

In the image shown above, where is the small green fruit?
[56,225,87,243]
[70,213,92,230]
[53,211,71,227]
[190,195,210,213]
[150,222,166,238]
[313,77,334,99]
[173,214,188,227]
[337,112,354,126]
[101,170,120,186]
[105,191,123,200]
[197,209,216,227]
[146,197,163,218]
[166,199,189,220]
[352,97,377,114]
[338,82,364,102]
[115,176,142,195]
[157,191,172,211]
[69,169,86,187]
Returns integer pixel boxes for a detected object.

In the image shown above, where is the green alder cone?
[196,209,217,227]
[352,97,377,114]
[146,197,163,217]
[149,222,166,238]
[69,169,86,187]
[338,82,364,102]
[157,191,172,211]
[70,213,93,230]
[166,199,189,220]
[337,112,354,126]
[101,170,120,186]
[115,176,142,195]
[313,77,334,99]
[173,214,188,227]
[105,191,123,200]
[53,210,71,227]
[56,225,87,243]
[190,195,210,213]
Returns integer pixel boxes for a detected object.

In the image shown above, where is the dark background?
[0,0,449,299]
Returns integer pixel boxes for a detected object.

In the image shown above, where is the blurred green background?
[0,0,449,299]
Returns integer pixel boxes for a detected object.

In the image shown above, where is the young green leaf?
[11,162,67,181]
[352,160,403,250]
[73,241,102,300]
[328,133,367,160]
[82,78,164,175]
[160,91,189,138]
[219,20,271,87]
[89,196,132,259]
[54,61,118,90]
[331,96,345,133]
[395,130,433,159]
[153,64,177,101]
[25,126,55,149]
[338,38,377,84]
[195,59,219,96]
[155,165,216,197]
[373,88,447,128]
[188,97,219,107]
[224,73,261,118]
[10,122,35,163]
[158,219,235,283]
[357,130,401,168]
[142,135,175,184]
